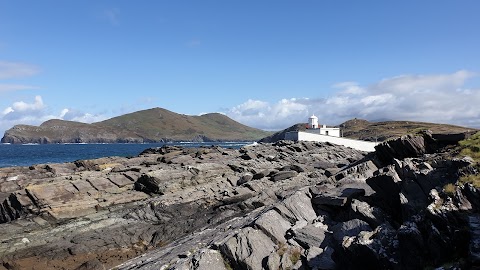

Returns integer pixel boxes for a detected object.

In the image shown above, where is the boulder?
[220,227,276,270]
[254,210,292,244]
[332,219,371,243]
[293,223,330,249]
[237,173,253,186]
[274,190,317,224]
[270,171,298,182]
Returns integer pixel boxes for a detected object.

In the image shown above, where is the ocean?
[0,142,251,168]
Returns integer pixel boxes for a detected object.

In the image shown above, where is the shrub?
[289,247,302,265]
[443,183,456,196]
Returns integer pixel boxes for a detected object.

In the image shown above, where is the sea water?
[0,142,251,168]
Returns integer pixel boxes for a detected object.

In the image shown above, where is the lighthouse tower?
[308,114,319,129]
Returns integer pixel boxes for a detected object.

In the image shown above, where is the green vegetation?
[459,174,480,188]
[457,131,480,187]
[340,118,475,142]
[459,131,480,161]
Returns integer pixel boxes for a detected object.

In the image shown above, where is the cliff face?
[1,108,271,144]
[1,132,479,269]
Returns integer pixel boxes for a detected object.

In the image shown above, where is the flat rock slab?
[275,190,317,223]
[293,223,330,248]
[27,182,78,205]
[72,180,97,194]
[108,174,134,188]
[87,177,119,192]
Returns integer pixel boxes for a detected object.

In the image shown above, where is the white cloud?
[227,98,310,130]
[60,108,107,123]
[0,96,108,136]
[12,95,44,112]
[0,61,40,80]
[226,70,480,130]
[2,95,45,120]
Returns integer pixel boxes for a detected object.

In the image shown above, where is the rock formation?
[0,132,479,269]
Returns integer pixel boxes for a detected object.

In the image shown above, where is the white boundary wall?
[285,131,378,152]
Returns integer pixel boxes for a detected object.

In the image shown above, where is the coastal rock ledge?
[0,134,479,269]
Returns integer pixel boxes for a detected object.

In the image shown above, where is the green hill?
[1,108,271,144]
[340,118,476,141]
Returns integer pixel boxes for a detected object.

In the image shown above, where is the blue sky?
[1,1,480,135]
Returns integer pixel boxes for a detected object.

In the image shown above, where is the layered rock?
[1,133,479,270]
[117,134,479,270]
[0,140,365,269]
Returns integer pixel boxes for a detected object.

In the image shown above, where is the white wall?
[285,131,378,152]
[319,128,340,137]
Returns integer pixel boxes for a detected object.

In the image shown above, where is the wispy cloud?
[104,8,120,26]
[226,70,480,130]
[0,61,40,80]
[0,84,39,93]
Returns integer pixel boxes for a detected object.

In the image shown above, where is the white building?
[307,115,340,137]
[285,114,379,152]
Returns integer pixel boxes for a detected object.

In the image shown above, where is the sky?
[1,1,480,136]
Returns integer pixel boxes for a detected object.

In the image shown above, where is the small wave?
[244,142,258,147]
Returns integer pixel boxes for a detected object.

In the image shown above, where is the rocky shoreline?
[0,133,479,269]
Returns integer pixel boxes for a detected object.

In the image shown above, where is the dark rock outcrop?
[1,134,479,270]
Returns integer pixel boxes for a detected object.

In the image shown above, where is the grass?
[276,243,302,266]
[457,132,480,188]
[459,174,480,188]
[443,183,456,196]
[289,247,302,265]
[276,242,288,256]
[459,132,480,162]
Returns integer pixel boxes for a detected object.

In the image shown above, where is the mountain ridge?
[1,107,271,144]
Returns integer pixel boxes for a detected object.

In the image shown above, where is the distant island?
[1,107,272,144]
